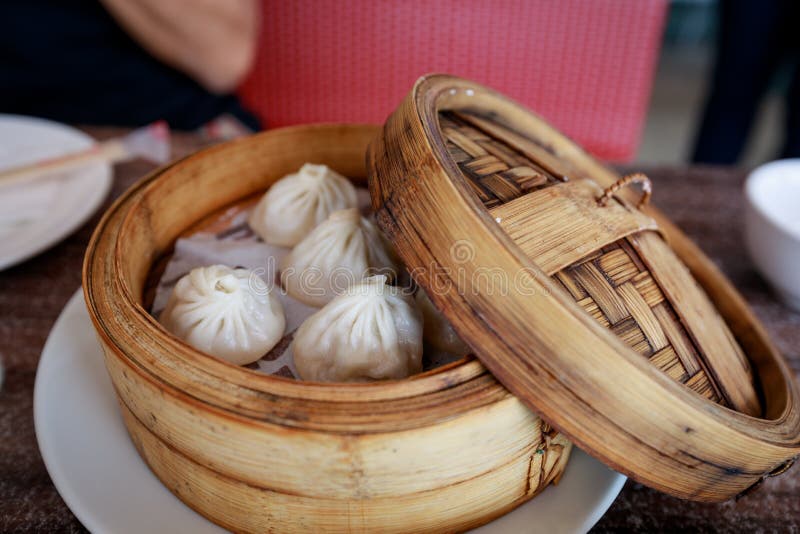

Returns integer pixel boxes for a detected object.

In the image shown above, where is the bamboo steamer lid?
[368,74,800,502]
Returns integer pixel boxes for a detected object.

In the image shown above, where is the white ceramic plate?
[0,115,111,270]
[35,290,626,534]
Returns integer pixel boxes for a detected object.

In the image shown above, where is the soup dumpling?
[159,265,285,365]
[293,275,423,382]
[248,163,357,247]
[280,208,400,307]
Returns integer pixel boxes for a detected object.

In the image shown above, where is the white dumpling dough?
[159,265,285,365]
[280,208,400,307]
[416,289,470,355]
[248,163,358,247]
[293,275,423,382]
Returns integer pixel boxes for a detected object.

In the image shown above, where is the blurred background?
[641,0,794,165]
[3,0,798,165]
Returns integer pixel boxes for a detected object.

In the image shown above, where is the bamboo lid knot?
[597,173,652,209]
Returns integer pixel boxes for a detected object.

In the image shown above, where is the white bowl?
[744,159,800,311]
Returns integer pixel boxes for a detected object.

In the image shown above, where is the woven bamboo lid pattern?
[368,74,800,501]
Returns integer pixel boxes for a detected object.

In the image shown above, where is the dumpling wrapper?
[280,208,401,307]
[248,163,358,247]
[293,275,423,382]
[159,265,286,365]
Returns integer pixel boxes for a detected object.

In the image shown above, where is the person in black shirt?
[0,0,261,130]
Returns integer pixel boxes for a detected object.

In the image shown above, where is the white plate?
[0,115,111,270]
[35,290,626,534]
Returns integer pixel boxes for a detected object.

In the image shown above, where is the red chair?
[239,0,667,162]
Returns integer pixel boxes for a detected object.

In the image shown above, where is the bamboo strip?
[481,174,521,202]
[631,272,665,307]
[477,138,525,167]
[454,112,580,182]
[685,371,721,403]
[649,347,690,383]
[571,262,630,324]
[597,248,639,286]
[465,155,508,175]
[490,179,659,276]
[576,296,612,328]
[651,303,702,375]
[555,271,588,300]
[617,282,669,352]
[629,232,761,417]
[610,318,651,355]
[442,127,487,157]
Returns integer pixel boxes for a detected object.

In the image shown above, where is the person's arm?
[99,0,259,94]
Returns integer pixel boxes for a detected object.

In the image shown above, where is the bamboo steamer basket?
[83,124,573,533]
[82,73,800,533]
[368,74,800,502]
